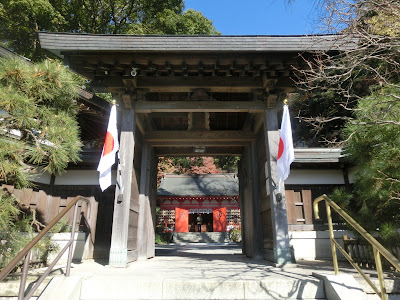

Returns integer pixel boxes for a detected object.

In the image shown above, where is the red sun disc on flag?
[277,138,284,160]
[102,131,114,156]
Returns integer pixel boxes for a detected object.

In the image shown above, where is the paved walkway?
[66,244,332,299]
[3,244,398,299]
[69,243,336,278]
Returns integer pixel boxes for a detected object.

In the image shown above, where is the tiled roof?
[39,33,358,54]
[157,173,239,196]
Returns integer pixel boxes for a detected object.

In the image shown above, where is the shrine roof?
[0,45,29,60]
[39,33,358,56]
[294,148,344,163]
[157,173,238,197]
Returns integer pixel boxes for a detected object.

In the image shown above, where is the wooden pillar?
[238,146,263,258]
[137,143,155,259]
[149,150,158,255]
[238,160,247,255]
[263,108,293,266]
[109,106,140,266]
[250,141,263,258]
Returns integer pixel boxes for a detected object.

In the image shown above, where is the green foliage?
[328,187,352,208]
[290,0,400,246]
[0,190,53,270]
[0,57,82,187]
[155,233,169,245]
[0,0,65,59]
[215,156,239,173]
[229,228,241,243]
[0,0,219,60]
[150,9,220,35]
[341,85,400,242]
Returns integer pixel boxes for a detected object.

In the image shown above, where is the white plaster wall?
[20,232,89,264]
[348,167,357,184]
[289,230,354,261]
[54,170,116,186]
[285,169,345,185]
[30,170,52,184]
[47,232,89,263]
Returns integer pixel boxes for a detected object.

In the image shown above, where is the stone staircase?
[3,244,399,300]
[0,268,63,299]
[173,232,230,243]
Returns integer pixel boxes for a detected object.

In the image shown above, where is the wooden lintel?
[149,140,249,147]
[134,100,266,113]
[155,148,244,156]
[137,77,262,92]
[93,76,263,92]
[145,130,255,145]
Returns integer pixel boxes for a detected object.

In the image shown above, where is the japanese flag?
[277,104,294,183]
[97,105,119,191]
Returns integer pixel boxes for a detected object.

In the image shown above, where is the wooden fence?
[1,184,98,258]
[343,235,400,269]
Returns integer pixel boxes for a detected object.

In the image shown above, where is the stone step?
[0,276,51,298]
[0,267,64,298]
[354,274,400,298]
[173,232,231,243]
[79,275,326,300]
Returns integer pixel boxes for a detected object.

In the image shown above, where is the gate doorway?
[39,33,298,267]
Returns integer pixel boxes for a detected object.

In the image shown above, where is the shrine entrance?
[189,212,213,232]
[157,173,240,235]
[38,33,339,268]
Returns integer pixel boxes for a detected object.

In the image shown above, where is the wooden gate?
[213,207,227,232]
[175,208,189,232]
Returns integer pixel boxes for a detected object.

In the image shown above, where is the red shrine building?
[157,174,240,233]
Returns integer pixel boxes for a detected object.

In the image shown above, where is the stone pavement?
[20,243,399,299]
[68,243,329,299]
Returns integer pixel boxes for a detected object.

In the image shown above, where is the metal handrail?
[0,195,90,300]
[314,194,400,300]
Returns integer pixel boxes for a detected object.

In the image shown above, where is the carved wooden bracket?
[267,94,278,109]
[188,89,214,101]
[121,94,133,109]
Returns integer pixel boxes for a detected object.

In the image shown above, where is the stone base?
[264,247,294,267]
[173,232,231,243]
[108,248,127,267]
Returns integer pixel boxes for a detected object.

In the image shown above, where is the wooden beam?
[138,77,262,92]
[145,130,255,146]
[155,147,244,156]
[149,140,250,147]
[93,76,263,92]
[134,100,266,113]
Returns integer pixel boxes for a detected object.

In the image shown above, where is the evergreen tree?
[291,0,400,244]
[0,0,219,61]
[0,57,82,187]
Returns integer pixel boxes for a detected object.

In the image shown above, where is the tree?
[0,0,65,60]
[0,56,82,268]
[150,9,220,35]
[0,0,219,61]
[215,156,239,173]
[0,57,82,188]
[157,156,226,186]
[291,0,400,244]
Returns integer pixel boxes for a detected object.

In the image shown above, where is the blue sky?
[184,0,321,35]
